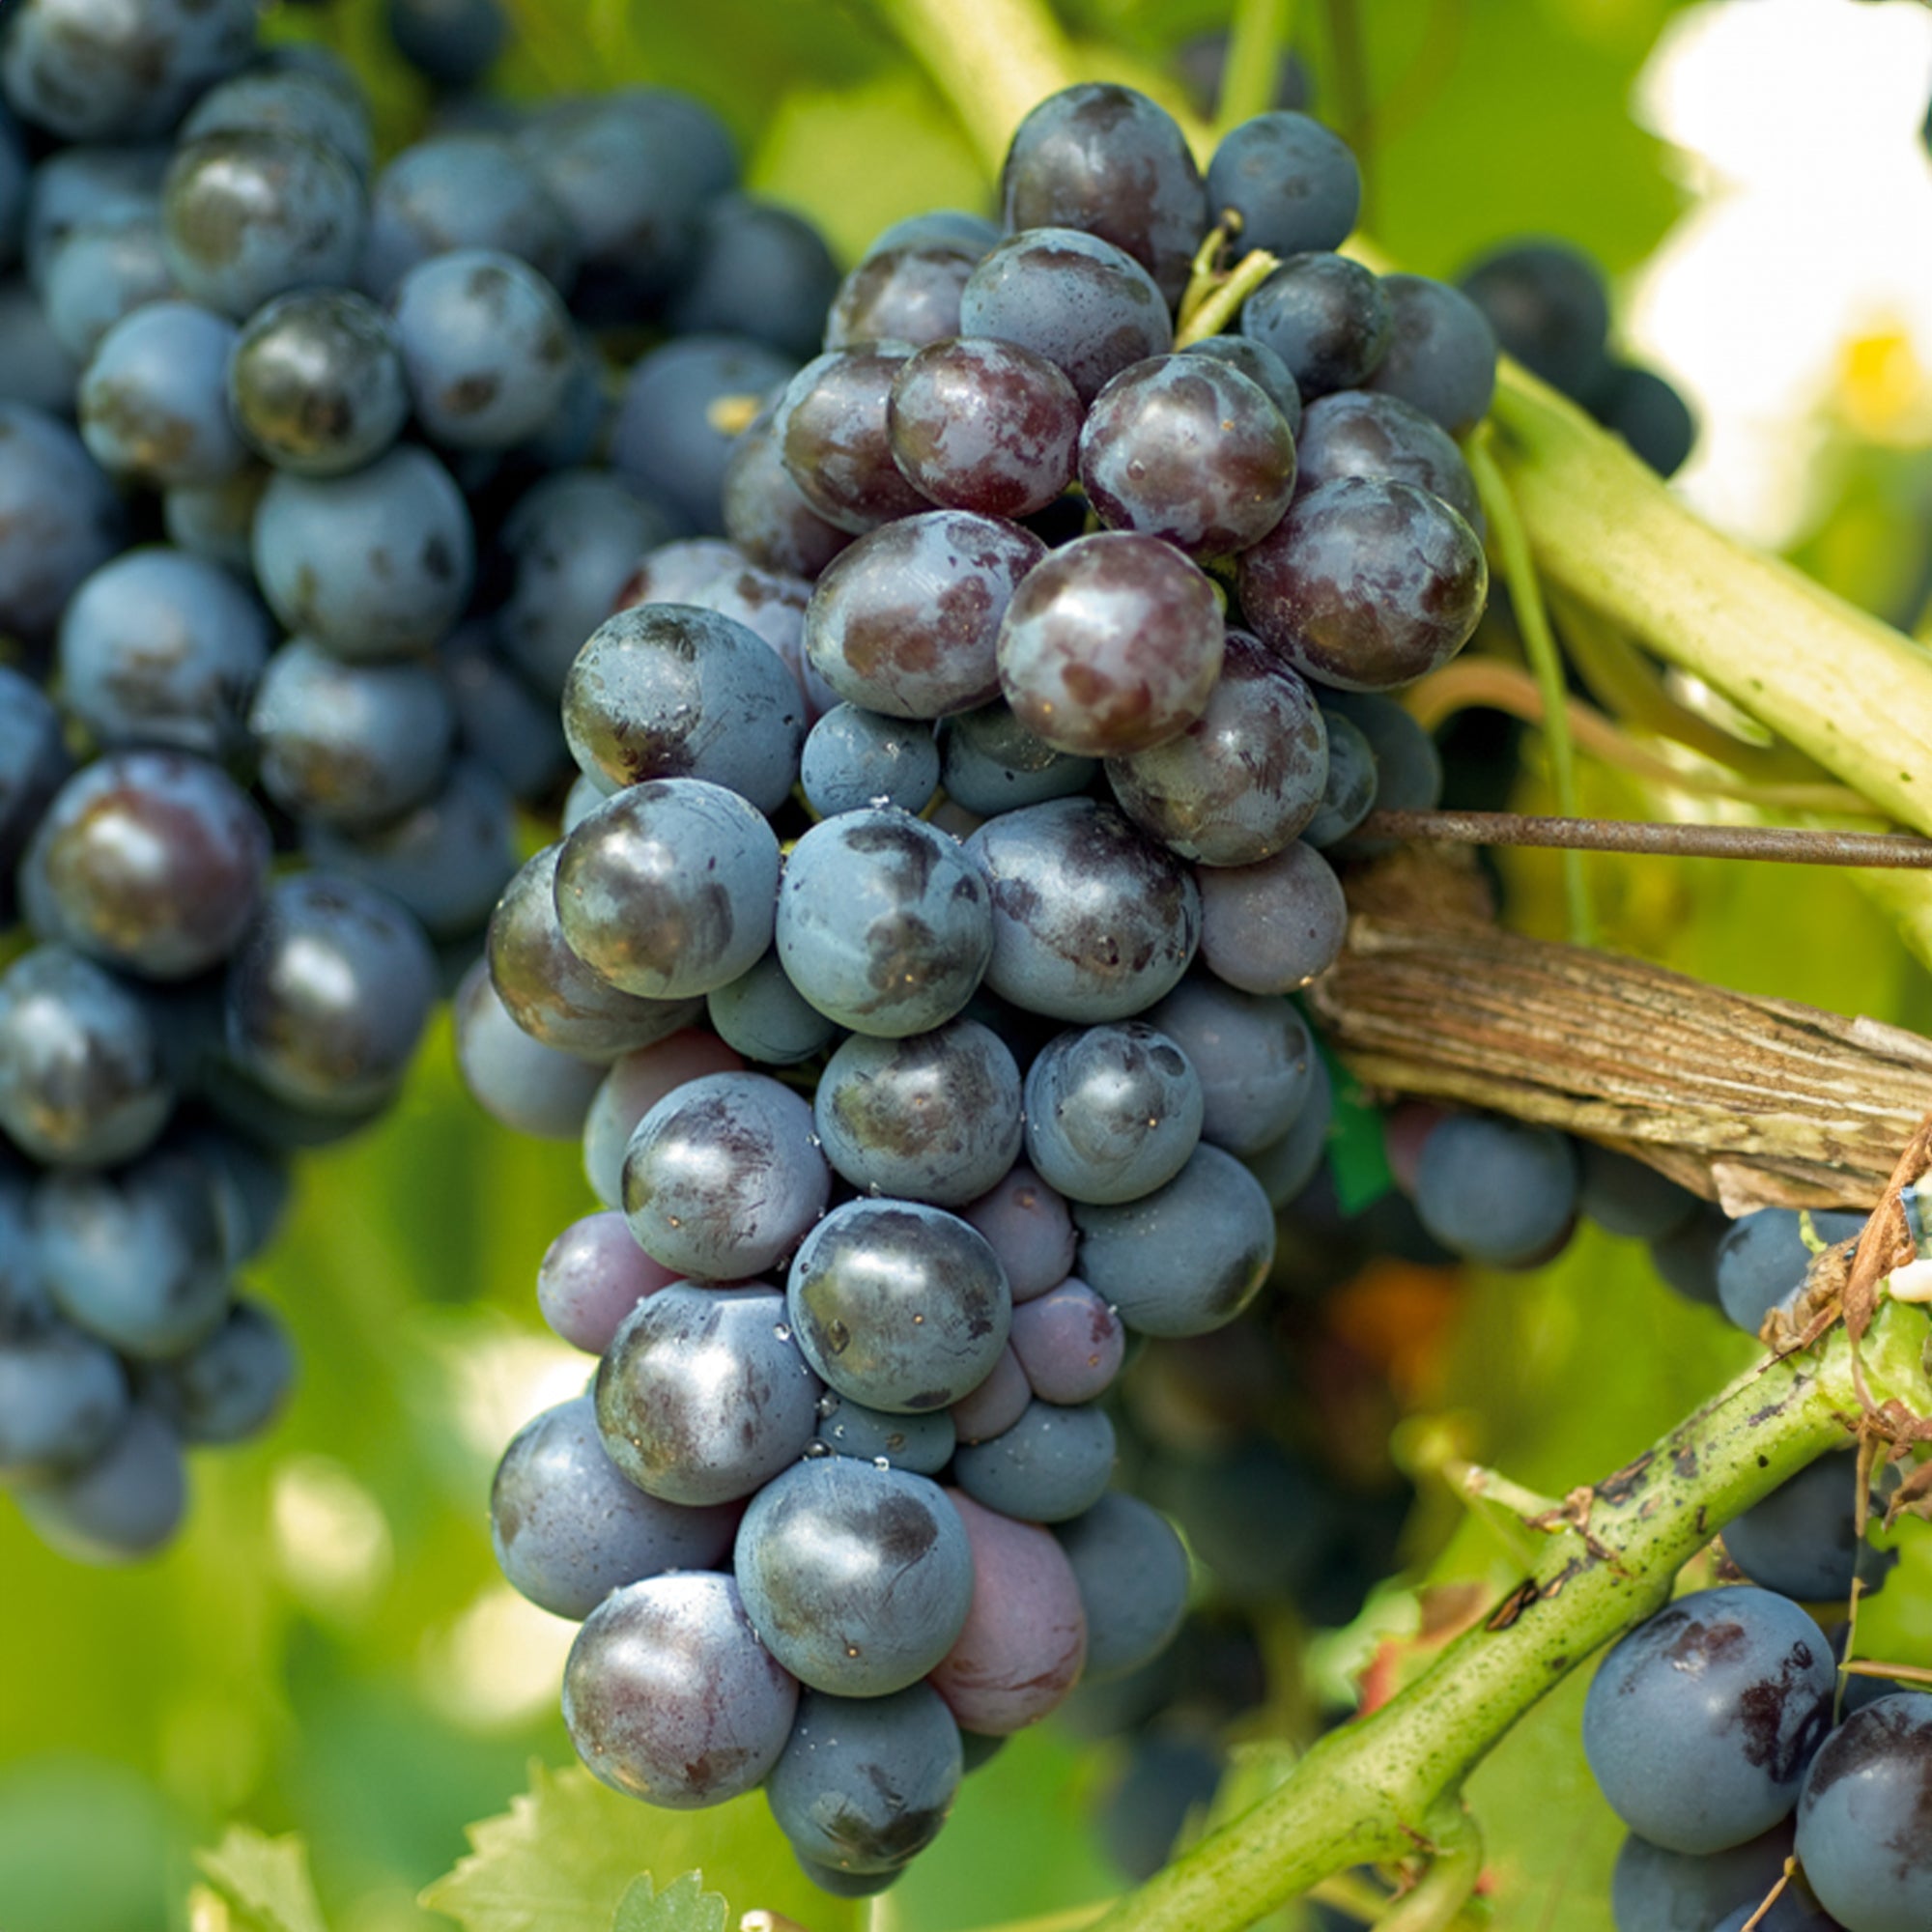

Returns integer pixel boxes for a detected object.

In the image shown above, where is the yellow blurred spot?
[706,392,764,438]
[418,1583,577,1732]
[271,1455,392,1621]
[1837,323,1931,440]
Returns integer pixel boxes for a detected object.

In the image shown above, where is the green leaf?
[196,1826,330,1932]
[1321,1038,1394,1215]
[420,1760,865,1932]
[610,1872,727,1932]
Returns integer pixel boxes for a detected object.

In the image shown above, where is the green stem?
[1087,1300,1932,1932]
[1216,0,1294,135]
[1376,1806,1482,1932]
[1468,434,1592,944]
[1174,248,1281,348]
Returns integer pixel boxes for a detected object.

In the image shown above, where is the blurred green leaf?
[1323,1050,1394,1215]
[196,1827,330,1932]
[609,1873,727,1932]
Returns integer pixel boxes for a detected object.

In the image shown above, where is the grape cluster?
[0,0,842,1562]
[462,77,1510,1895]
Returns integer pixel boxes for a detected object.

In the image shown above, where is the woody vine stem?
[860,1,1932,1926]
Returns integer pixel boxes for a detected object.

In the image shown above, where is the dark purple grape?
[1794,1691,1932,1932]
[562,1572,798,1808]
[1146,976,1312,1157]
[958,1161,1076,1305]
[1577,1143,1697,1241]
[1412,1114,1577,1267]
[1651,1205,1727,1309]
[668,194,838,361]
[815,1396,956,1476]
[1294,704,1376,848]
[1582,1587,1834,1855]
[776,809,993,1037]
[952,1396,1114,1522]
[487,845,702,1063]
[965,797,1201,1022]
[787,1198,1011,1412]
[705,951,841,1069]
[0,401,124,642]
[1609,1826,1798,1932]
[453,957,603,1141]
[23,752,270,980]
[1458,241,1611,403]
[534,1209,677,1354]
[249,638,455,833]
[224,872,438,1116]
[1723,1451,1865,1603]
[1599,363,1696,478]
[160,132,366,319]
[162,469,268,575]
[951,1341,1032,1444]
[734,1458,975,1695]
[621,1071,830,1281]
[387,0,509,93]
[805,509,1043,721]
[1196,838,1349,994]
[722,403,854,581]
[776,344,932,535]
[997,531,1223,758]
[1105,630,1327,865]
[957,228,1173,406]
[596,1284,822,1506]
[939,700,1096,816]
[0,1321,128,1479]
[142,1296,293,1444]
[561,603,805,811]
[555,781,781,1002]
[1238,252,1391,398]
[887,335,1083,520]
[1000,84,1208,306]
[1178,333,1303,435]
[57,545,271,762]
[1079,355,1295,557]
[0,947,173,1167]
[767,1686,962,1875]
[579,1029,744,1208]
[1020,1022,1203,1206]
[77,298,245,486]
[1205,111,1359,258]
[825,244,974,351]
[814,1021,1022,1208]
[181,65,373,179]
[799,705,941,819]
[1717,1208,1866,1336]
[1237,476,1487,692]
[1009,1279,1125,1404]
[1055,1491,1188,1681]
[1366,272,1498,435]
[493,1392,739,1620]
[1293,388,1481,529]
[14,1404,187,1564]
[228,288,408,477]
[929,1489,1088,1731]
[1073,1144,1274,1336]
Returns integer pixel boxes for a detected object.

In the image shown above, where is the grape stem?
[1173,247,1282,349]
[1074,1301,1932,1932]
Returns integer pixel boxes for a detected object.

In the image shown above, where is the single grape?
[805,509,1044,722]
[14,1405,187,1565]
[22,751,270,980]
[562,1572,798,1808]
[887,335,1083,520]
[958,1162,1078,1306]
[1411,1114,1577,1267]
[386,0,510,91]
[951,1342,1033,1445]
[596,1284,822,1506]
[621,1071,830,1281]
[1148,977,1313,1157]
[734,1458,976,1696]
[1723,1451,1866,1603]
[801,705,941,819]
[1598,363,1697,478]
[1795,1691,1932,1932]
[1609,1826,1797,1932]
[1366,272,1498,436]
[1239,252,1391,398]
[721,401,855,580]
[534,1210,677,1354]
[40,209,173,361]
[492,1393,739,1620]
[929,1490,1088,1731]
[160,131,366,318]
[488,846,703,1065]
[1009,1279,1126,1404]
[1055,1491,1189,1681]
[162,468,268,575]
[1196,838,1350,995]
[938,701,1097,817]
[787,1198,1012,1413]
[143,1297,294,1445]
[555,781,781,1002]
[776,344,933,535]
[1321,690,1443,817]
[767,1686,963,1875]
[23,144,169,284]
[966,797,1202,1022]
[180,64,374,179]
[0,946,173,1167]
[815,1396,956,1476]
[957,227,1173,406]
[952,1397,1115,1523]
[1293,388,1482,530]
[579,1029,744,1208]
[824,242,973,352]
[252,444,474,660]
[452,958,603,1141]
[561,603,805,811]
[1717,1208,1867,1337]
[0,1321,128,1480]
[707,952,841,1068]
[224,872,438,1117]
[77,298,244,486]
[1177,333,1303,435]
[0,401,123,640]
[1581,1586,1835,1855]
[1458,241,1612,403]
[1652,1205,1728,1309]
[776,809,994,1037]
[668,193,838,359]
[1577,1142,1699,1241]
[1021,1022,1203,1206]
[1237,476,1488,692]
[813,1020,1024,1207]
[865,211,1001,260]
[1206,110,1359,259]
[1073,1144,1274,1336]
[227,288,408,477]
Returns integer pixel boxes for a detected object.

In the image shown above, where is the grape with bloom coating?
[1196,838,1349,993]
[1021,1023,1203,1206]
[777,345,930,534]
